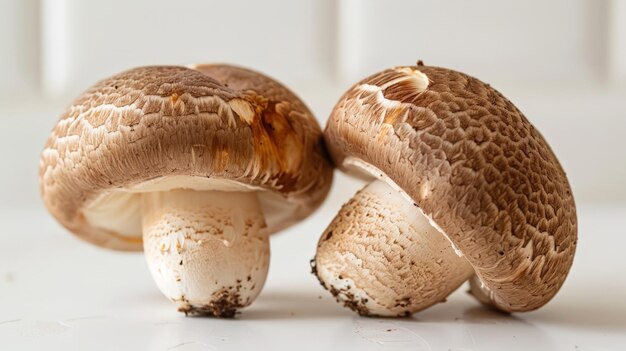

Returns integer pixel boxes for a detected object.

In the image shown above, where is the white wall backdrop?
[0,0,625,207]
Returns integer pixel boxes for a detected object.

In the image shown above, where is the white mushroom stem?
[141,189,269,317]
[314,180,474,316]
[468,274,497,306]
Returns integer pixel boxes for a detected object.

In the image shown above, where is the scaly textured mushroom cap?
[40,64,332,251]
[324,64,577,312]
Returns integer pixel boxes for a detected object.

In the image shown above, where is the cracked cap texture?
[40,65,333,251]
[324,64,577,312]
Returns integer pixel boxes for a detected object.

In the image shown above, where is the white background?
[1,0,626,206]
[1,1,625,350]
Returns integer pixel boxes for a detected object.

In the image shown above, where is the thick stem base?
[141,189,269,317]
[314,180,474,316]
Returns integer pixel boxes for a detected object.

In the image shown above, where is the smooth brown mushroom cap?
[40,65,332,251]
[324,65,577,312]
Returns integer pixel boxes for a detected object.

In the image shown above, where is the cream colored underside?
[82,176,295,239]
[342,157,496,300]
[342,157,464,257]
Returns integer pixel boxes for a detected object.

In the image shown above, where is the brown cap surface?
[40,64,332,251]
[324,65,577,312]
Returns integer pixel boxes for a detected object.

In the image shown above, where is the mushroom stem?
[141,189,269,317]
[314,180,474,316]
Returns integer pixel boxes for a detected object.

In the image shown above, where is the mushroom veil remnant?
[40,64,333,317]
[313,63,577,316]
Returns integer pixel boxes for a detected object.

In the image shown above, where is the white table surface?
[1,185,625,351]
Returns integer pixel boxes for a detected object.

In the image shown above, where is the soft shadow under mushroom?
[523,285,626,332]
[239,290,355,320]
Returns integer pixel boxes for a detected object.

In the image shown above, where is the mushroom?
[40,64,333,317]
[312,63,577,316]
